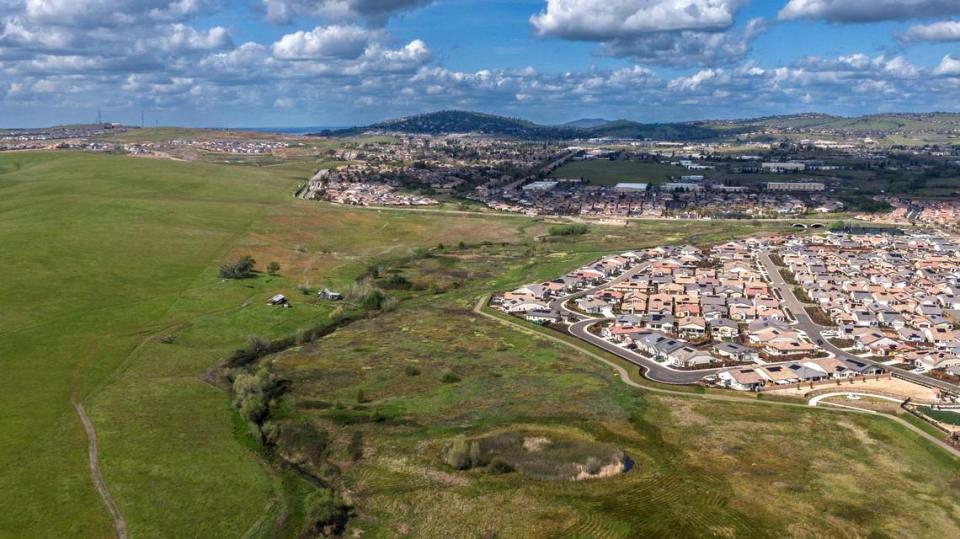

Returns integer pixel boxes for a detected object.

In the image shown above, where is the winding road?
[544,261,724,385]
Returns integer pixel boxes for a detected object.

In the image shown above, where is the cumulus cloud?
[779,0,960,23]
[529,0,758,67]
[933,53,960,76]
[603,17,765,67]
[262,0,432,25]
[155,24,233,53]
[898,20,960,43]
[23,0,220,28]
[531,0,744,39]
[272,24,380,60]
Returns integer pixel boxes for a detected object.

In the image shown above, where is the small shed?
[319,288,343,301]
[267,294,291,308]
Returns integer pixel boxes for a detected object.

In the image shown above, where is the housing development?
[494,229,960,437]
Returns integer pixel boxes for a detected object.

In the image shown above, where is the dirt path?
[74,402,127,539]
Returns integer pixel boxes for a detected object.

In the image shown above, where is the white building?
[614,182,649,192]
[523,181,559,191]
[762,162,806,173]
[766,182,825,192]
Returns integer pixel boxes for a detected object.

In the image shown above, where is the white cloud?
[531,0,744,40]
[23,0,220,28]
[603,17,765,67]
[779,0,960,23]
[669,68,720,91]
[156,24,232,53]
[272,24,379,60]
[898,20,960,43]
[933,53,960,76]
[262,0,432,25]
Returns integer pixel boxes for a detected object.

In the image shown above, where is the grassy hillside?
[0,152,320,536]
[0,151,547,536]
[330,110,720,141]
[268,227,960,537]
[1,151,958,537]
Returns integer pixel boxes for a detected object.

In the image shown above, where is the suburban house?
[718,368,764,391]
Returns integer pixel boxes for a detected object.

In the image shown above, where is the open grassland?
[549,160,689,186]
[0,151,580,536]
[2,150,958,538]
[269,234,960,537]
[0,151,329,536]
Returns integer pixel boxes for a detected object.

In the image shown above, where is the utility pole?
[141,107,145,128]
[97,109,102,125]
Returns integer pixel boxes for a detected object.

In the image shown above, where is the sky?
[2,0,960,127]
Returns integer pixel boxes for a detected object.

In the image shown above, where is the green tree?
[266,261,280,274]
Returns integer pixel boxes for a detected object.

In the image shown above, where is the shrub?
[266,261,280,275]
[302,488,348,537]
[443,439,472,470]
[380,296,398,312]
[443,439,485,470]
[218,255,256,279]
[404,365,421,377]
[348,431,364,462]
[355,389,366,404]
[361,289,389,310]
[412,246,432,259]
[385,273,411,289]
[487,457,513,475]
[345,282,393,310]
[549,224,588,236]
[441,371,461,384]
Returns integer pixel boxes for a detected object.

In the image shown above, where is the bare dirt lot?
[766,377,940,402]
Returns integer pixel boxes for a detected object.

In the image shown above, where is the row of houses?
[495,252,642,322]
[718,357,883,391]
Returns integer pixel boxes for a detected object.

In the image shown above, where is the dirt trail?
[74,402,128,539]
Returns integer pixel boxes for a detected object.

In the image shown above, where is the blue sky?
[2,0,960,127]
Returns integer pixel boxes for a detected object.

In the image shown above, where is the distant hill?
[703,112,960,135]
[560,118,612,129]
[319,110,721,141]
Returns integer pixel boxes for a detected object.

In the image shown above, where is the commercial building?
[614,182,649,192]
[766,182,825,192]
[762,162,806,173]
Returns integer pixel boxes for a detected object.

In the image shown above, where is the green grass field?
[2,150,958,538]
[271,239,960,537]
[550,160,690,186]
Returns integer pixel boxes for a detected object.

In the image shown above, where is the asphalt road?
[758,250,960,395]
[566,318,723,384]
[545,261,723,385]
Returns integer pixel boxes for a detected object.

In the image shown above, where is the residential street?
[545,261,722,385]
[758,250,960,394]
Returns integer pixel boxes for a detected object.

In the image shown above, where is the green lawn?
[920,407,960,426]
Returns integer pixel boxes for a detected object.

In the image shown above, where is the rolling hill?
[318,110,721,141]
